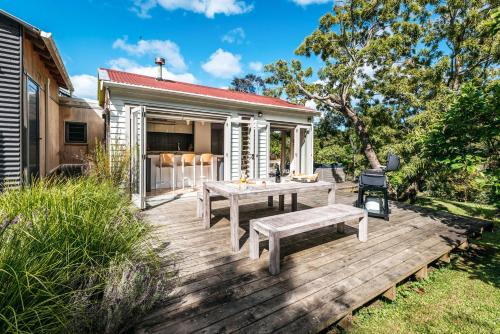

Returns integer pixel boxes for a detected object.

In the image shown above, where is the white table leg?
[230,195,240,252]
[359,209,368,242]
[279,195,285,211]
[291,193,298,212]
[328,186,336,204]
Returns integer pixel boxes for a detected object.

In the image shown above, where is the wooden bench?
[249,203,368,275]
[196,192,226,218]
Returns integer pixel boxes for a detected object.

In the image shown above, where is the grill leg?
[383,189,389,220]
[357,187,364,208]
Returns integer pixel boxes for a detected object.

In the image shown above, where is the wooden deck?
[136,190,488,334]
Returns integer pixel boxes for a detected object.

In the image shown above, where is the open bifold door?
[251,120,270,179]
[130,106,147,209]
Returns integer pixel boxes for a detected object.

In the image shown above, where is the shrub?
[85,141,130,187]
[0,177,172,333]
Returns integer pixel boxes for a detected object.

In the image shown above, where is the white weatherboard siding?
[102,87,315,195]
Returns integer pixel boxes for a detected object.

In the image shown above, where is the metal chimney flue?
[155,57,165,80]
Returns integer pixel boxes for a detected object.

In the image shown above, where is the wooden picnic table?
[202,179,336,252]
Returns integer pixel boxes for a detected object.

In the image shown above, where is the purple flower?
[11,216,20,225]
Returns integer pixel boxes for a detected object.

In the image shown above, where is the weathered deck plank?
[136,191,487,334]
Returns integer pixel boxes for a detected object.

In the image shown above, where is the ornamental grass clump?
[0,178,172,333]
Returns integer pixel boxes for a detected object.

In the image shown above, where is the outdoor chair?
[157,153,175,190]
[199,153,214,185]
[357,154,400,220]
[181,153,196,189]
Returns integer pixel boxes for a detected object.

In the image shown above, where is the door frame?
[130,106,147,209]
[250,119,270,179]
[24,76,40,183]
[292,125,314,175]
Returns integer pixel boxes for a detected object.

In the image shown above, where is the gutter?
[101,80,320,116]
[0,9,73,92]
[40,32,74,92]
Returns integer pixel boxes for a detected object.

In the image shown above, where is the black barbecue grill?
[357,154,400,220]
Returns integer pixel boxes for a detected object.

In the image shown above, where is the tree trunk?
[343,105,381,169]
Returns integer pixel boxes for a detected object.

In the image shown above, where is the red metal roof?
[100,68,314,112]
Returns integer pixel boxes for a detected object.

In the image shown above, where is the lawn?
[413,197,499,223]
[336,198,500,334]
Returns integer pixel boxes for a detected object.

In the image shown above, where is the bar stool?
[158,153,175,190]
[199,153,214,185]
[181,153,196,189]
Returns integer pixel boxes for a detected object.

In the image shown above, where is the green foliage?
[267,0,499,204]
[85,140,130,187]
[228,74,269,95]
[423,82,500,203]
[0,178,171,333]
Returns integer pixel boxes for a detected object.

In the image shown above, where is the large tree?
[229,74,267,94]
[266,0,425,168]
[382,0,499,200]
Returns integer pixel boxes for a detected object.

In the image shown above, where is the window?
[211,123,224,155]
[26,78,40,179]
[65,122,87,144]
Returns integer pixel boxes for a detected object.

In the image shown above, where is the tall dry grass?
[0,177,173,333]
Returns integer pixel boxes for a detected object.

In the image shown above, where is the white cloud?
[109,57,197,83]
[71,74,97,99]
[249,61,263,72]
[222,27,245,44]
[305,99,317,110]
[132,0,253,19]
[202,49,242,79]
[131,0,157,18]
[112,37,186,72]
[291,0,332,5]
[355,64,376,84]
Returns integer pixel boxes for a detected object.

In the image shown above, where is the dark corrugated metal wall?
[0,14,22,187]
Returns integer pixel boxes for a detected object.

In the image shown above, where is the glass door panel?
[27,79,39,181]
[131,106,146,209]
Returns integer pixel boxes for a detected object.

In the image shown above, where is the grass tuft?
[0,177,172,333]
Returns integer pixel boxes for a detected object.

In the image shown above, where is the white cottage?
[97,66,317,208]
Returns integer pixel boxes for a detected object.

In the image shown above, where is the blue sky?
[1,0,334,99]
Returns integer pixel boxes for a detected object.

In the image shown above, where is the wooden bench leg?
[279,195,285,211]
[249,223,259,260]
[203,187,211,229]
[268,196,273,207]
[229,195,240,253]
[358,209,368,242]
[269,232,280,275]
[291,193,297,212]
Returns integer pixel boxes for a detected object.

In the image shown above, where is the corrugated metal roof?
[100,68,314,113]
[0,9,73,91]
